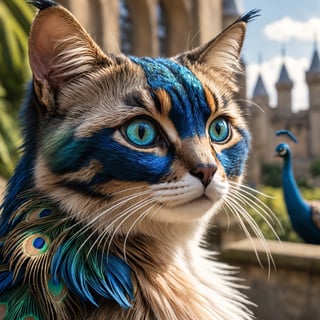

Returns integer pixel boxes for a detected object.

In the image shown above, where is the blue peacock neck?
[282,151,310,223]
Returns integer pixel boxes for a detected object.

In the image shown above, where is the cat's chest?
[89,260,218,320]
[87,240,232,320]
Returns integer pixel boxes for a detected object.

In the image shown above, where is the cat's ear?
[177,10,259,77]
[28,2,111,108]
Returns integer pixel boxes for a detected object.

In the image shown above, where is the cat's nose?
[190,164,217,187]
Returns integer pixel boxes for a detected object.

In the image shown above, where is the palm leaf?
[0,1,33,178]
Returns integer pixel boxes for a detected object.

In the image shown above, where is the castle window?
[119,0,133,54]
[157,1,168,56]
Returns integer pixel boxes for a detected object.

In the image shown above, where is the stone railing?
[221,238,320,320]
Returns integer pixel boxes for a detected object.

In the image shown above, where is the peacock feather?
[0,201,133,319]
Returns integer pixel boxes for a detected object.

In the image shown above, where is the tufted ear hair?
[176,9,259,78]
[28,1,112,109]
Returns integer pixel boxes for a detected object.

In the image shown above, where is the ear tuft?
[177,10,259,78]
[27,0,58,10]
[237,9,260,24]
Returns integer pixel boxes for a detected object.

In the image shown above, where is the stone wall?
[221,238,320,320]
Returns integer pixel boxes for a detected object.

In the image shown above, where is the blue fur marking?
[51,244,133,308]
[217,129,251,177]
[0,83,38,237]
[130,57,211,139]
[46,128,173,185]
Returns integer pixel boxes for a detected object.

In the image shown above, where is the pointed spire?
[308,40,320,73]
[277,44,293,84]
[252,53,268,98]
[253,73,268,98]
[278,64,292,83]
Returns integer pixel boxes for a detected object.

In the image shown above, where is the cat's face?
[29,4,251,232]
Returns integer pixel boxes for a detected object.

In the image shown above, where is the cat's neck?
[97,231,244,320]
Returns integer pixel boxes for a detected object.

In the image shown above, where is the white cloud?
[264,17,320,42]
[247,56,309,111]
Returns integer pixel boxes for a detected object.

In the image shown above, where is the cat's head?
[27,1,254,233]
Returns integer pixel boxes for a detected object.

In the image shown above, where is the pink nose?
[190,164,217,187]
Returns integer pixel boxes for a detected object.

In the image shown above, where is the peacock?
[275,129,320,244]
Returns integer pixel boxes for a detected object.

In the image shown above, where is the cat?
[0,0,261,319]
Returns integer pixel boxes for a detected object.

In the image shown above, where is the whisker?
[81,194,155,266]
[223,200,261,262]
[235,99,264,112]
[104,197,155,259]
[90,193,153,258]
[229,180,275,199]
[228,186,282,237]
[224,195,275,274]
[67,189,152,260]
[122,203,161,261]
[229,182,283,234]
[73,189,150,237]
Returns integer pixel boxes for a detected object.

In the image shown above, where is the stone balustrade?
[221,238,320,320]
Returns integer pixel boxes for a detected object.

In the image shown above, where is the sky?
[241,0,320,111]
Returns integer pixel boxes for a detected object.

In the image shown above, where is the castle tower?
[276,60,293,116]
[252,73,269,104]
[306,43,320,158]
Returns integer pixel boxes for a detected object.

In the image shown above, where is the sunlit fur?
[0,2,278,320]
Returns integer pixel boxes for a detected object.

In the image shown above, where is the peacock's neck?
[282,154,309,220]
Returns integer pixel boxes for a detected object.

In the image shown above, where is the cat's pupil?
[215,123,222,134]
[138,125,146,140]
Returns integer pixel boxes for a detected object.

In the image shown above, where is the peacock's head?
[275,143,291,159]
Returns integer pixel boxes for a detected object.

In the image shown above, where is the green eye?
[125,119,158,147]
[209,118,230,143]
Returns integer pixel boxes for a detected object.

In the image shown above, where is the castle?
[248,45,320,186]
[57,0,320,186]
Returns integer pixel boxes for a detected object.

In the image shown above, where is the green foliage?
[249,186,320,243]
[310,158,320,177]
[0,91,20,177]
[261,163,282,187]
[0,0,34,178]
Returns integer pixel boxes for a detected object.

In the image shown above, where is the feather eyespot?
[23,234,50,256]
[26,208,52,222]
[47,277,67,302]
